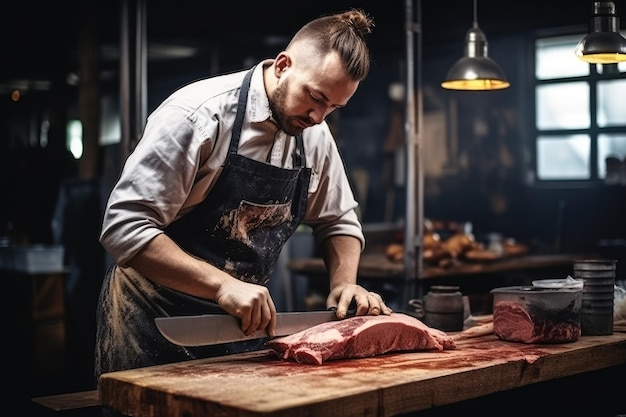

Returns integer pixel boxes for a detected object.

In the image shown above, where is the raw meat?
[493,301,581,343]
[266,312,457,365]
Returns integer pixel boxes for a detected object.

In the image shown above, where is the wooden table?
[98,332,626,417]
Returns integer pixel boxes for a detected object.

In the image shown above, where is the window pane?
[66,120,83,159]
[598,134,626,182]
[101,94,122,145]
[537,135,590,180]
[536,35,590,80]
[536,82,590,130]
[598,79,626,127]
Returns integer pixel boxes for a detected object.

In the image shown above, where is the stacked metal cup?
[573,259,617,335]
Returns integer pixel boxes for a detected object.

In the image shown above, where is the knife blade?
[155,310,338,347]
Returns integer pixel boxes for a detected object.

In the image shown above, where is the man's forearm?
[127,233,231,300]
[321,235,362,290]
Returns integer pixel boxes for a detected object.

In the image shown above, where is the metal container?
[573,259,617,335]
[491,285,582,343]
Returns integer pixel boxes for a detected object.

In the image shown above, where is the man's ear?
[274,52,291,77]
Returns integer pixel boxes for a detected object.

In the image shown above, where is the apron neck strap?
[229,67,255,154]
[293,134,305,168]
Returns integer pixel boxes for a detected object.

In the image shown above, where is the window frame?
[529,30,626,189]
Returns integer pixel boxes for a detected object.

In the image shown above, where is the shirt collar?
[248,60,275,124]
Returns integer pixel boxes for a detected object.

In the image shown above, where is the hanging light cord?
[473,0,478,29]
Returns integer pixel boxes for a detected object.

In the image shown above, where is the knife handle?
[328,306,357,318]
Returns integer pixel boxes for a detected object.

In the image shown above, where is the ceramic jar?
[422,285,465,332]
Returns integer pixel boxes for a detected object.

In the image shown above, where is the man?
[95,8,392,380]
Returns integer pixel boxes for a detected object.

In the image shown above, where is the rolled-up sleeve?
[303,127,365,251]
[100,104,215,266]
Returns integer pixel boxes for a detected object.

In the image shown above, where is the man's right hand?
[126,234,278,337]
[214,278,277,337]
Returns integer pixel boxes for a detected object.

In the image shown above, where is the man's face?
[269,77,307,136]
[269,51,359,136]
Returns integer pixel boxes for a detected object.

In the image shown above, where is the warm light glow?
[576,51,626,63]
[11,90,21,101]
[441,78,510,91]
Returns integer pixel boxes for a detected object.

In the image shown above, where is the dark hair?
[288,9,374,81]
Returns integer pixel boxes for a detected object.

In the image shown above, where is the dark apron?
[95,68,311,380]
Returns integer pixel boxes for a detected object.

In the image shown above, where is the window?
[533,34,626,185]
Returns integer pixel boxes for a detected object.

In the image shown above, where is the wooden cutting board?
[99,333,626,417]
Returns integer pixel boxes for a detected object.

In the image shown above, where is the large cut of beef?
[493,301,581,343]
[266,312,457,365]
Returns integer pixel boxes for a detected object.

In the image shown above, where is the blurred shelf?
[288,252,588,280]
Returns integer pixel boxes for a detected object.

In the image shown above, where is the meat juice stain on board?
[202,343,552,375]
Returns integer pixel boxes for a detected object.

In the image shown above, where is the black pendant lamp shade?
[441,0,509,90]
[575,1,626,64]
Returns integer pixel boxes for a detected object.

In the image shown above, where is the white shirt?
[100,61,364,266]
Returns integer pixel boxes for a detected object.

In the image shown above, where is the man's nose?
[309,106,333,124]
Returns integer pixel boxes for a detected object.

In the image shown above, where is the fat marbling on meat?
[266,312,457,365]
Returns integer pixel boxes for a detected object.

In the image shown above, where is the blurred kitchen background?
[1,0,625,405]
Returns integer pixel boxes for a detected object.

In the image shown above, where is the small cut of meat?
[493,301,580,344]
[266,312,457,365]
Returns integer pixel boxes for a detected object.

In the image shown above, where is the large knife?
[155,310,338,347]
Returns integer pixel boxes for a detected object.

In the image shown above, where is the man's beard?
[269,80,309,136]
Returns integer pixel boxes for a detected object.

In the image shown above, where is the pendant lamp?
[441,0,510,90]
[575,1,626,64]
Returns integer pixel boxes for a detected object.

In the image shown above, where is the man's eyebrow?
[315,89,347,108]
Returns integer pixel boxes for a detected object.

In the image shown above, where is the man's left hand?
[326,284,393,319]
